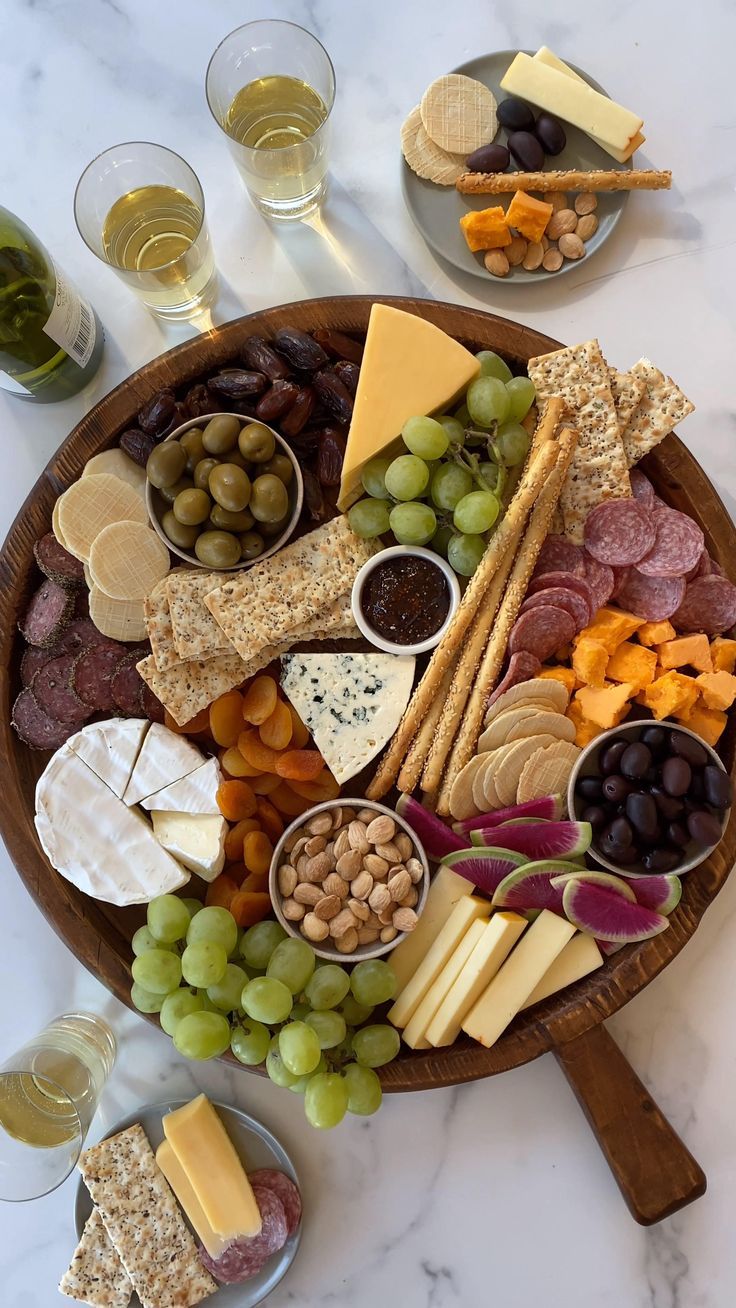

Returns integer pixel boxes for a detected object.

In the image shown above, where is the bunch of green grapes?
[347,351,535,576]
[131,896,400,1129]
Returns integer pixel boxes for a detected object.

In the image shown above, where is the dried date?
[312,327,364,364]
[208,369,268,401]
[138,389,176,436]
[314,369,354,425]
[317,428,347,486]
[183,382,216,419]
[332,359,360,396]
[273,326,328,372]
[255,379,299,423]
[242,335,291,381]
[302,467,327,521]
[158,401,188,439]
[280,385,316,436]
[119,427,156,467]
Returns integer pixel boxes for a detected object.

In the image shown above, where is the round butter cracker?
[420,73,498,155]
[401,104,466,185]
[89,585,148,642]
[83,448,147,499]
[57,473,148,562]
[89,520,170,601]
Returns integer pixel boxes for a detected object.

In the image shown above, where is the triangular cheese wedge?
[123,722,204,807]
[337,304,480,511]
[141,757,221,815]
[68,718,149,799]
[150,812,227,882]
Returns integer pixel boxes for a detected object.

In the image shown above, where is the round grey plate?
[75,1099,301,1307]
[402,50,631,282]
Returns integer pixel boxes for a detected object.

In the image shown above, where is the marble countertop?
[1,1,735,1304]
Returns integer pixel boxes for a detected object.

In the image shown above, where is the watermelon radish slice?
[562,879,669,943]
[469,820,592,859]
[395,794,468,861]
[452,794,564,833]
[598,939,625,956]
[549,870,635,902]
[492,817,551,826]
[626,874,682,915]
[442,846,527,897]
[492,860,594,913]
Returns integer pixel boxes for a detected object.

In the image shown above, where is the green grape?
[132,949,182,995]
[430,523,454,557]
[231,1018,270,1066]
[130,981,166,1014]
[389,501,436,547]
[344,1063,383,1115]
[384,454,429,501]
[279,1021,322,1076]
[467,376,511,427]
[181,941,228,989]
[436,414,466,445]
[496,421,531,467]
[430,462,473,511]
[147,893,190,944]
[266,1035,299,1087]
[304,963,350,1010]
[454,402,471,427]
[291,1002,311,1022]
[240,920,287,970]
[266,938,316,995]
[173,1010,231,1060]
[338,995,374,1026]
[330,1034,356,1065]
[477,461,500,492]
[448,533,487,576]
[242,976,293,1025]
[288,1056,328,1093]
[401,415,450,461]
[350,959,398,1007]
[207,963,249,1012]
[351,1023,401,1068]
[305,1010,347,1049]
[160,989,204,1036]
[186,906,238,956]
[197,990,221,1013]
[304,1072,349,1129]
[476,349,513,383]
[132,925,172,957]
[361,456,392,499]
[453,490,499,535]
[347,497,391,539]
[505,375,536,421]
[229,929,244,962]
[181,897,204,920]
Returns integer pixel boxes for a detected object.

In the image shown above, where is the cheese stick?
[456,168,671,194]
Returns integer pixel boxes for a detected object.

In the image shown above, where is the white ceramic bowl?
[350,545,461,656]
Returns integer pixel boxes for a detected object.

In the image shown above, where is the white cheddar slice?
[500,52,642,154]
[462,911,576,1048]
[427,912,528,1047]
[387,896,491,1030]
[402,916,488,1050]
[389,866,474,992]
[123,722,204,807]
[151,812,227,881]
[163,1095,262,1240]
[156,1139,231,1260]
[141,757,221,815]
[68,717,149,799]
[533,46,645,160]
[521,932,603,1009]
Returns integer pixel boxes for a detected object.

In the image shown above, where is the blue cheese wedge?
[140,757,221,815]
[280,652,415,784]
[151,812,227,882]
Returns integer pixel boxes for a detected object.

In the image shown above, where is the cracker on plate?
[136,650,249,726]
[59,1207,132,1308]
[401,105,466,185]
[608,366,646,437]
[621,357,695,465]
[166,570,234,661]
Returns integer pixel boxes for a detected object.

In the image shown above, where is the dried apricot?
[241,675,278,726]
[289,771,341,803]
[229,890,272,928]
[220,746,262,779]
[210,690,245,747]
[217,779,257,821]
[250,772,282,796]
[224,817,260,863]
[275,749,325,781]
[205,873,239,910]
[165,707,210,736]
[286,703,310,749]
[224,862,247,883]
[243,829,274,877]
[259,699,293,751]
[240,869,269,894]
[270,781,313,817]
[237,728,280,773]
[256,797,284,844]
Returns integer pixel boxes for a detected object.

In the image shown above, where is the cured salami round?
[636,508,704,578]
[581,554,614,612]
[199,1183,289,1284]
[615,570,686,622]
[526,570,594,610]
[583,500,657,566]
[32,655,90,725]
[520,586,590,631]
[56,618,113,657]
[486,651,542,709]
[610,566,630,599]
[248,1169,302,1237]
[141,684,165,723]
[508,605,576,662]
[73,646,125,712]
[629,469,656,508]
[533,534,585,579]
[20,645,57,689]
[33,533,85,590]
[111,657,145,715]
[11,689,76,751]
[685,550,710,581]
[19,579,74,648]
[672,575,736,635]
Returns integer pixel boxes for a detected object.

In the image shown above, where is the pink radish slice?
[469,819,592,859]
[395,794,468,860]
[442,847,527,897]
[492,860,590,912]
[452,795,564,834]
[562,880,669,943]
[625,873,682,915]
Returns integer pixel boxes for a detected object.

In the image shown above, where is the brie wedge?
[141,757,221,815]
[68,717,150,799]
[151,812,227,882]
[123,723,204,807]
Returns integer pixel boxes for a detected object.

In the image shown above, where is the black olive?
[602,774,633,804]
[703,764,732,810]
[625,791,658,841]
[662,756,692,797]
[641,848,681,873]
[620,742,652,781]
[670,730,709,767]
[600,740,628,776]
[577,776,604,802]
[686,809,723,847]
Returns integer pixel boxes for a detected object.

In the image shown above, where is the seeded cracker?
[621,357,695,466]
[420,73,497,154]
[166,570,234,661]
[608,366,646,437]
[144,576,179,672]
[77,1122,216,1308]
[59,1208,132,1308]
[136,650,249,726]
[401,105,466,185]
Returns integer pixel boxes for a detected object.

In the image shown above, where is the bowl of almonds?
[269,800,430,963]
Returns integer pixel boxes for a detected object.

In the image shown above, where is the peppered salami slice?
[199,1184,289,1284]
[73,646,125,711]
[486,651,542,709]
[508,605,576,662]
[616,570,686,622]
[111,656,145,715]
[636,507,705,578]
[56,618,113,657]
[533,534,585,579]
[33,532,85,590]
[520,586,590,631]
[20,645,58,688]
[583,499,657,566]
[629,469,656,508]
[11,688,76,750]
[19,579,74,648]
[581,554,614,612]
[685,550,710,581]
[73,588,90,620]
[141,683,165,723]
[248,1170,302,1236]
[527,570,595,611]
[32,655,90,724]
[672,575,736,635]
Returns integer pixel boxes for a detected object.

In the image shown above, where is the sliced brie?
[151,812,227,882]
[141,757,221,815]
[68,717,149,799]
[123,723,204,807]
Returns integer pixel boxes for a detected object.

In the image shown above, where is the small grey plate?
[74,1099,301,1307]
[402,50,630,282]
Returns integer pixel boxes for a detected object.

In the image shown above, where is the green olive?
[225,447,250,471]
[210,504,254,532]
[161,510,200,551]
[159,476,193,505]
[202,413,241,455]
[195,530,241,569]
[173,487,212,526]
[146,440,187,489]
[194,457,219,491]
[239,531,265,561]
[238,422,275,463]
[261,512,291,539]
[262,451,294,485]
[180,426,206,473]
[250,473,289,524]
[208,463,251,513]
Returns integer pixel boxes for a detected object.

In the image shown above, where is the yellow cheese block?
[462,910,576,1048]
[336,304,479,512]
[521,932,603,1009]
[533,47,645,160]
[387,896,491,1030]
[426,911,527,1047]
[162,1094,261,1239]
[156,1139,231,1260]
[401,916,488,1050]
[501,53,643,155]
[388,865,474,992]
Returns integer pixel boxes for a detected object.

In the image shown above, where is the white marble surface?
[1,1,735,1304]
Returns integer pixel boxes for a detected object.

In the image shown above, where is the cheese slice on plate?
[462,910,576,1048]
[388,895,491,1030]
[426,911,527,1047]
[500,52,643,156]
[141,757,221,815]
[155,1139,231,1261]
[521,931,603,1009]
[532,46,645,160]
[163,1095,262,1240]
[388,865,474,992]
[280,652,416,784]
[336,304,480,511]
[401,915,488,1051]
[123,722,204,807]
[151,812,227,881]
[68,717,149,799]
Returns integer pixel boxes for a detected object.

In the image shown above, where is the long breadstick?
[365,400,564,801]
[456,168,672,195]
[437,427,578,814]
[396,661,456,794]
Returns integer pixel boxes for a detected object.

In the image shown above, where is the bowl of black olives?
[145,412,303,570]
[568,721,732,876]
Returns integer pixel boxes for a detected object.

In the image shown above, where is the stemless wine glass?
[74,143,217,321]
[0,1012,115,1202]
[206,20,336,221]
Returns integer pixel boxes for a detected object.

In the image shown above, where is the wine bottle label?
[43,262,96,368]
[0,370,32,394]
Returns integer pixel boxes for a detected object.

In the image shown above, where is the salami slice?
[19,579,74,648]
[73,646,125,711]
[672,575,736,635]
[73,588,90,620]
[33,532,85,589]
[111,656,145,715]
[248,1169,302,1237]
[508,605,576,662]
[32,655,90,725]
[533,534,585,579]
[615,570,686,622]
[56,618,113,657]
[581,554,614,612]
[199,1184,289,1284]
[486,651,542,709]
[629,469,656,508]
[11,688,76,750]
[583,500,657,566]
[20,645,57,688]
[685,550,710,581]
[709,556,726,578]
[610,565,630,599]
[636,508,704,578]
[141,683,165,723]
[520,586,590,631]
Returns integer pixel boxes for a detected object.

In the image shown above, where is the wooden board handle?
[553,1024,706,1224]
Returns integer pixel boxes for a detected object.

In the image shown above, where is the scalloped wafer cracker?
[401,105,466,185]
[89,587,147,642]
[83,449,147,499]
[516,739,580,806]
[89,521,170,602]
[420,73,497,154]
[58,474,148,562]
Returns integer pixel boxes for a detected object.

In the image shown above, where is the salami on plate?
[32,655,90,725]
[520,586,590,631]
[508,605,576,663]
[248,1169,302,1237]
[629,469,656,508]
[11,688,77,750]
[486,651,542,708]
[583,499,657,566]
[615,570,686,622]
[581,554,614,611]
[19,579,74,648]
[672,575,736,635]
[636,507,705,578]
[111,656,145,715]
[199,1183,289,1284]
[73,647,125,712]
[33,533,85,590]
[685,550,710,581]
[532,534,585,579]
[526,570,594,610]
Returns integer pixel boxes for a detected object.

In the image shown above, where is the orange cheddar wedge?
[657,634,713,674]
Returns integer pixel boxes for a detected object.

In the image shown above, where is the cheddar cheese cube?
[566,697,604,747]
[638,670,699,720]
[459,207,512,252]
[695,671,736,711]
[657,634,713,674]
[576,607,644,655]
[572,638,609,688]
[637,620,675,647]
[606,641,658,692]
[675,702,727,747]
[710,637,736,674]
[538,666,578,694]
[574,681,635,729]
[506,190,553,243]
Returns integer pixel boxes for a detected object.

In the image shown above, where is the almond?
[546,209,577,240]
[340,807,357,825]
[323,872,349,900]
[374,840,402,864]
[484,249,509,278]
[336,848,362,879]
[505,234,528,266]
[348,897,370,922]
[364,853,389,879]
[277,863,297,897]
[304,851,332,882]
[380,925,398,943]
[392,906,418,932]
[558,232,585,260]
[333,827,351,859]
[522,241,544,271]
[281,897,306,921]
[306,812,333,836]
[400,887,419,908]
[574,192,597,215]
[406,857,425,884]
[336,927,359,954]
[357,927,380,945]
[547,190,569,212]
[302,912,329,942]
[329,907,359,939]
[387,869,411,902]
[348,820,370,854]
[394,832,413,861]
[293,882,323,906]
[314,894,341,921]
[356,808,375,824]
[305,834,326,857]
[368,883,391,913]
[542,247,563,272]
[575,213,598,241]
[365,814,396,844]
[350,871,374,901]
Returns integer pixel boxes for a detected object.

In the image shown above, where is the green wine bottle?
[0,207,104,402]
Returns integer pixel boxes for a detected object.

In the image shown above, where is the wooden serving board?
[0,297,729,1221]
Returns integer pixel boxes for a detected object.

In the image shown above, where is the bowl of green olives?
[145,412,304,571]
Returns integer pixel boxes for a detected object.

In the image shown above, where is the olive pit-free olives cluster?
[466,97,567,175]
[147,414,294,569]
